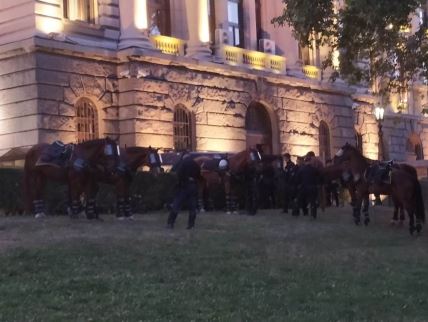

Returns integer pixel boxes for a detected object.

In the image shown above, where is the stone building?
[0,0,427,166]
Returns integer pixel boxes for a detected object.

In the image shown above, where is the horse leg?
[85,179,99,220]
[33,173,46,218]
[362,194,370,226]
[399,206,405,226]
[197,179,206,213]
[352,194,362,226]
[407,205,416,235]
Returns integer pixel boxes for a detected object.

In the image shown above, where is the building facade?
[0,0,427,166]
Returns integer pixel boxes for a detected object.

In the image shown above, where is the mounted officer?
[167,151,202,229]
[282,153,297,213]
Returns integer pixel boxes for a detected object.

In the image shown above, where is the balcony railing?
[302,65,321,80]
[218,45,286,74]
[150,35,185,56]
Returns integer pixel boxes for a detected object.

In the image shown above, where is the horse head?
[147,147,163,175]
[73,137,120,173]
[333,142,357,165]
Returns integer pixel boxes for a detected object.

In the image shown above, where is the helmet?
[218,159,228,170]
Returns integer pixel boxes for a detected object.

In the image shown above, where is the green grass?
[0,207,428,321]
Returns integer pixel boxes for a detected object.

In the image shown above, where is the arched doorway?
[407,133,424,161]
[319,121,331,163]
[245,102,272,154]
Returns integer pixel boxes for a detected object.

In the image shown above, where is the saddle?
[36,141,74,168]
[365,161,394,185]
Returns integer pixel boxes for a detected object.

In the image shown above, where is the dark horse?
[194,148,262,215]
[24,138,120,218]
[94,146,163,219]
[334,143,425,234]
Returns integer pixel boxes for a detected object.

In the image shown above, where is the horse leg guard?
[198,198,205,213]
[33,199,45,218]
[187,212,196,230]
[124,197,133,219]
[70,200,81,219]
[85,199,97,220]
[225,194,232,214]
[311,206,317,219]
[116,198,125,219]
[167,211,178,229]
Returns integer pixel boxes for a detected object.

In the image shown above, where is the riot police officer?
[282,153,297,213]
[167,152,202,229]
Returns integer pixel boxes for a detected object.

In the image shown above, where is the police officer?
[292,155,321,218]
[167,152,202,229]
[282,153,296,213]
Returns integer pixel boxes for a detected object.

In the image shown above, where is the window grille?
[76,98,98,143]
[173,106,193,151]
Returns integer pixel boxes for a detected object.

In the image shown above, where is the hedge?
[0,168,178,215]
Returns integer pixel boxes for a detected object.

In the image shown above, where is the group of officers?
[166,150,340,230]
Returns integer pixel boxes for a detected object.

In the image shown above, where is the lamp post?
[374,106,385,161]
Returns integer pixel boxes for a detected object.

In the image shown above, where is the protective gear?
[218,159,228,170]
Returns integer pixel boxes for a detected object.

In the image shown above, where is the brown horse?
[334,143,425,234]
[194,148,262,215]
[23,138,120,218]
[92,146,163,219]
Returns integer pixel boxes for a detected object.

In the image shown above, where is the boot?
[167,211,178,229]
[187,212,196,230]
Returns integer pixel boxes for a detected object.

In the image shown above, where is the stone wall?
[4,47,428,163]
[0,52,39,155]
[34,51,119,144]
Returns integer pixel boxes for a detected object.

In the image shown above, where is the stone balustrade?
[218,45,286,74]
[302,65,321,80]
[150,35,185,56]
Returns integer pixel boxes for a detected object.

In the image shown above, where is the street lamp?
[374,106,385,161]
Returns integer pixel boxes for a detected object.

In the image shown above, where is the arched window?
[173,106,194,151]
[64,0,98,24]
[319,121,331,163]
[355,132,363,154]
[76,98,98,143]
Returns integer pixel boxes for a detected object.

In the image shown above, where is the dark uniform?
[167,155,202,229]
[282,159,297,213]
[292,162,321,218]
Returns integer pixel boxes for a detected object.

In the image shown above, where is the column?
[215,0,229,31]
[185,0,212,59]
[243,0,257,50]
[118,0,154,50]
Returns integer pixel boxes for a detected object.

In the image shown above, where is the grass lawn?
[0,206,428,321]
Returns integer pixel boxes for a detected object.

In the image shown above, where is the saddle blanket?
[36,141,73,167]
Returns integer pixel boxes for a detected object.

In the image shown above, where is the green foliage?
[0,169,178,215]
[271,0,337,48]
[273,0,427,92]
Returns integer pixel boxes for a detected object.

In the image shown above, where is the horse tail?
[414,179,425,223]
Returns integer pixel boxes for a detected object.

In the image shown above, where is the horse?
[23,138,120,218]
[258,154,283,209]
[93,146,163,219]
[333,143,425,234]
[193,148,263,215]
